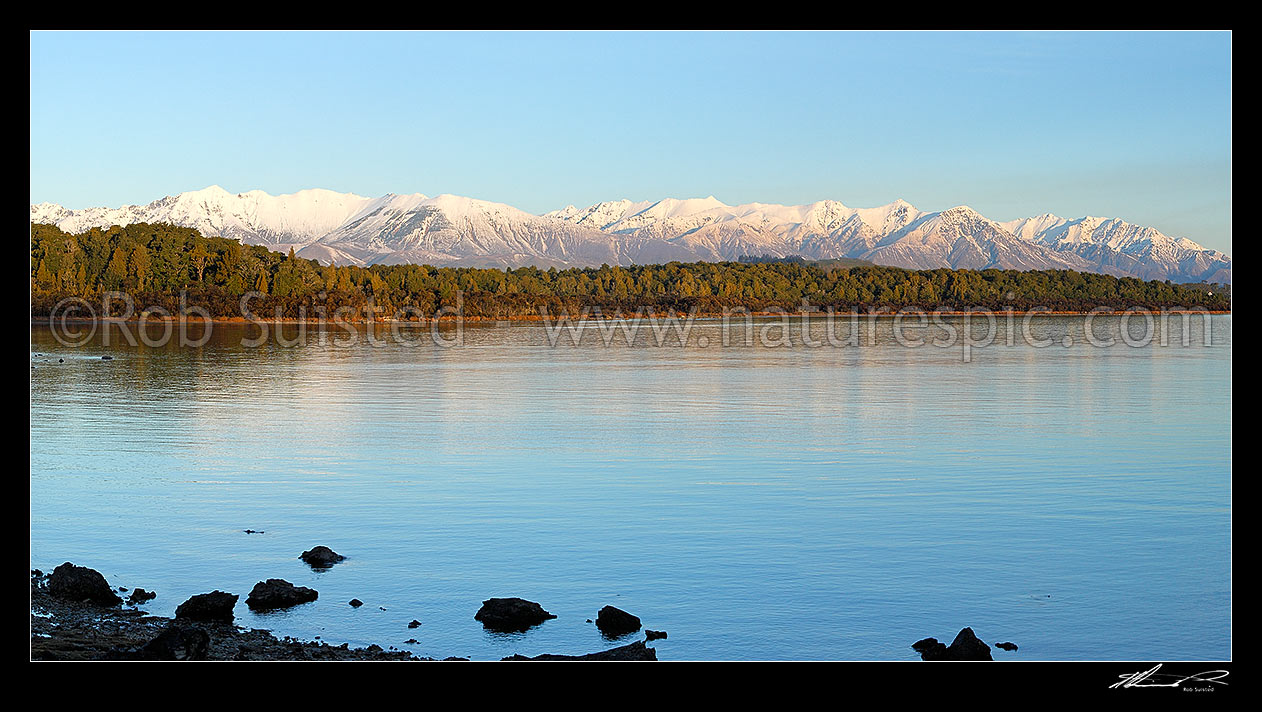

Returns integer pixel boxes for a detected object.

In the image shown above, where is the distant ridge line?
[30,187,1231,284]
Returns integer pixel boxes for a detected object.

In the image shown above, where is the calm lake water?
[30,315,1231,660]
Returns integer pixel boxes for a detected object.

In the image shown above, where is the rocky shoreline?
[32,560,1011,661]
[29,564,659,661]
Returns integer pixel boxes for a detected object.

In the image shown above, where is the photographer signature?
[1111,664,1229,689]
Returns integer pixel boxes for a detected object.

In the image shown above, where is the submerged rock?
[595,605,642,637]
[503,641,658,661]
[48,563,122,606]
[245,579,318,611]
[175,591,238,622]
[913,627,993,661]
[139,623,210,660]
[645,630,668,641]
[299,546,345,568]
[127,588,157,604]
[475,597,556,632]
[996,641,1019,652]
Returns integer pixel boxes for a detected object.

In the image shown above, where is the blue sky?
[30,31,1232,252]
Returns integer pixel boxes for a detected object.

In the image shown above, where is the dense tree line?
[30,222,1231,318]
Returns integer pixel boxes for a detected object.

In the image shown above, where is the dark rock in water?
[947,627,993,661]
[912,637,949,661]
[128,588,157,604]
[408,620,421,629]
[474,597,556,632]
[139,623,210,660]
[996,641,1018,652]
[31,576,426,661]
[117,586,128,592]
[443,657,470,661]
[503,641,658,661]
[404,638,419,644]
[48,563,122,606]
[246,579,318,611]
[299,545,345,568]
[645,629,668,641]
[175,591,238,621]
[596,605,642,637]
[243,529,264,534]
[100,356,113,361]
[349,599,364,607]
[913,628,993,661]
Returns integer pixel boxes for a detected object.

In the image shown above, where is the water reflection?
[29,316,1231,660]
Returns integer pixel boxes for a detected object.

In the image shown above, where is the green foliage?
[30,222,1232,318]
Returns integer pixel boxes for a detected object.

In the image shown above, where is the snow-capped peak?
[30,187,1230,282]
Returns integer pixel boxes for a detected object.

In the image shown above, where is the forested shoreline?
[31,222,1231,319]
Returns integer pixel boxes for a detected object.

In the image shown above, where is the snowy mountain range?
[31,186,1231,283]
